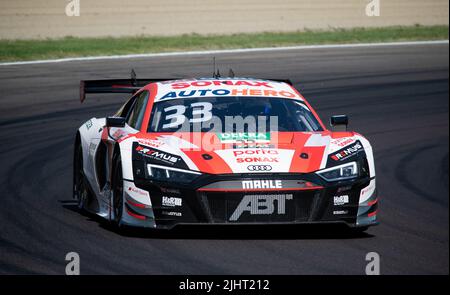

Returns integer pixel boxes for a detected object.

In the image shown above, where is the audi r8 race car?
[73,76,378,232]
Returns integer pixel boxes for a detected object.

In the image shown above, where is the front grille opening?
[203,191,317,223]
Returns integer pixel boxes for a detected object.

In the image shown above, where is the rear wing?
[266,79,293,85]
[79,78,171,103]
[79,69,293,103]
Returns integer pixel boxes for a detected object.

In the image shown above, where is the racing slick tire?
[112,153,125,228]
[73,143,90,211]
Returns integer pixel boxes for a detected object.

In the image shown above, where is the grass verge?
[0,25,448,62]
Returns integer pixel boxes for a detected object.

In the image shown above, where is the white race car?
[74,76,377,231]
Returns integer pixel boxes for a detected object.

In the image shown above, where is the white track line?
[1,40,448,67]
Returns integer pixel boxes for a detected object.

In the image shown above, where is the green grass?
[0,25,448,62]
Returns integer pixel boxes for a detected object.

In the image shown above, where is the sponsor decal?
[331,137,356,147]
[123,182,151,206]
[161,211,182,217]
[247,165,272,172]
[111,129,127,140]
[159,89,299,100]
[217,132,270,143]
[214,148,295,173]
[160,187,181,195]
[360,186,372,199]
[128,186,148,197]
[230,194,293,221]
[233,149,278,156]
[162,196,182,207]
[135,145,181,166]
[331,142,363,161]
[88,142,97,156]
[333,195,349,206]
[360,180,376,203]
[85,119,93,130]
[160,89,229,100]
[242,180,282,190]
[337,186,352,193]
[333,210,349,215]
[233,143,275,149]
[199,179,320,191]
[170,80,275,89]
[155,79,302,101]
[137,138,164,148]
[233,148,279,164]
[236,156,278,163]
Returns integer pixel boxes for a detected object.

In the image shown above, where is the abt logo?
[230,194,293,221]
[242,180,282,189]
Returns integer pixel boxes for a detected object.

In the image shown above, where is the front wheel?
[74,144,89,210]
[112,155,124,227]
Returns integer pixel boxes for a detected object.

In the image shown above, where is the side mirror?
[330,115,348,131]
[106,117,126,128]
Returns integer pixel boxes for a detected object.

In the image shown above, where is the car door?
[87,93,141,205]
[96,91,150,202]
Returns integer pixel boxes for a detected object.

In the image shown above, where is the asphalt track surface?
[0,43,448,275]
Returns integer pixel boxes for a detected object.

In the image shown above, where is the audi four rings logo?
[247,165,272,171]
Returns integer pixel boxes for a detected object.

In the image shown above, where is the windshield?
[148,96,323,133]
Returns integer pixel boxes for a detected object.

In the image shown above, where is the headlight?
[147,164,201,184]
[316,162,359,181]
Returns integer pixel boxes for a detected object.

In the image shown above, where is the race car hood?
[130,131,366,175]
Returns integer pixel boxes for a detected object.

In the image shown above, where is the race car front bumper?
[125,171,378,230]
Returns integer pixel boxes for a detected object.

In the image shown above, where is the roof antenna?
[131,69,137,86]
[228,68,235,78]
[212,57,221,78]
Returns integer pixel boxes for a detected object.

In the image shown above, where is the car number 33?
[163,102,213,129]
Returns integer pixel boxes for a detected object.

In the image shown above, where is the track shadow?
[109,224,374,240]
[61,200,105,221]
[60,199,375,240]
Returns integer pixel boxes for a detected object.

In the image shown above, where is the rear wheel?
[74,144,89,210]
[112,156,124,227]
